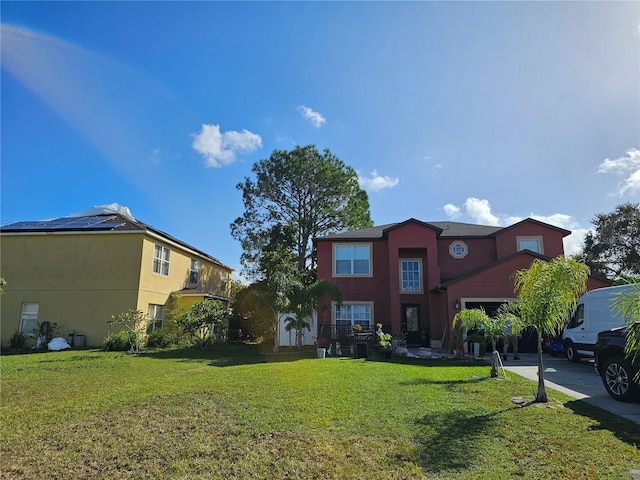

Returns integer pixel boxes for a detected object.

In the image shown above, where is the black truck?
[594,325,639,402]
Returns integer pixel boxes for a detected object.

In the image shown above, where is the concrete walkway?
[499,352,640,425]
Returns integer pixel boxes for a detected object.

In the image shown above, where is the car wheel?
[601,356,639,403]
[565,341,580,363]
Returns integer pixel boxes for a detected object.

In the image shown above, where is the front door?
[402,305,422,346]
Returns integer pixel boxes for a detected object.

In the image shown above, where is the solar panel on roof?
[4,216,124,231]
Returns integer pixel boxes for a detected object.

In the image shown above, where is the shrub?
[8,330,28,349]
[146,328,176,348]
[103,330,136,351]
[108,309,146,354]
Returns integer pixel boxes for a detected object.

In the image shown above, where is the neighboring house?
[314,218,609,351]
[0,204,232,348]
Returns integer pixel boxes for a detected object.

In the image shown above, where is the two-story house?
[0,204,232,348]
[315,218,609,350]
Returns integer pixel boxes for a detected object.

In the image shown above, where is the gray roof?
[316,219,503,241]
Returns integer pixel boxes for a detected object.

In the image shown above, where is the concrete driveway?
[501,352,640,425]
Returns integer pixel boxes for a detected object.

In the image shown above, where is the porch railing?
[316,324,387,348]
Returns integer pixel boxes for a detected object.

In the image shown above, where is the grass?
[1,344,639,479]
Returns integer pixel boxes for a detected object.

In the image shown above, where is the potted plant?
[393,331,409,357]
[314,336,326,358]
[375,323,393,358]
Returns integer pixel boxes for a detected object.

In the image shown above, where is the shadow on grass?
[366,352,491,368]
[564,399,640,447]
[144,343,317,367]
[400,376,493,387]
[414,406,514,473]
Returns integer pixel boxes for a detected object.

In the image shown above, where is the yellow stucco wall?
[0,231,232,348]
[137,235,231,310]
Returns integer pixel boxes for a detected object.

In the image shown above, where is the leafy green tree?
[233,273,292,351]
[513,256,590,402]
[231,145,372,282]
[108,309,147,354]
[0,277,6,294]
[283,280,342,349]
[173,299,228,349]
[578,203,640,279]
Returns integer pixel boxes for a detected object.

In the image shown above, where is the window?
[335,303,372,330]
[567,303,584,329]
[20,303,39,336]
[400,260,422,293]
[153,244,170,275]
[147,304,164,332]
[449,241,468,259]
[190,259,199,286]
[334,244,371,276]
[517,236,543,254]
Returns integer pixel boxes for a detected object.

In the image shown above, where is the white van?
[562,284,635,362]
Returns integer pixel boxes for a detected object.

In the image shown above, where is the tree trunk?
[490,351,498,378]
[535,331,548,403]
[297,327,303,350]
[272,318,279,353]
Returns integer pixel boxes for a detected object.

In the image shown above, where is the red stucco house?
[314,218,609,351]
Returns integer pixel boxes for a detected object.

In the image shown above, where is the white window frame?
[147,304,165,332]
[333,243,372,277]
[153,244,171,276]
[333,301,373,331]
[20,303,39,336]
[449,241,468,259]
[189,259,199,286]
[517,236,544,254]
[400,259,422,293]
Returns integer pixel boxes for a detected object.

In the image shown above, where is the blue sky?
[2,2,639,279]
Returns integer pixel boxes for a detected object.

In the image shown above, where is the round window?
[449,241,468,259]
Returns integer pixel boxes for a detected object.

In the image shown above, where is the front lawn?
[1,345,638,479]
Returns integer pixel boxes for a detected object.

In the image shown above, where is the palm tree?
[453,307,520,377]
[612,282,640,379]
[513,256,590,402]
[284,280,342,349]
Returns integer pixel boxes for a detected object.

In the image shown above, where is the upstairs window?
[400,260,422,293]
[449,241,468,259]
[220,272,229,296]
[190,259,199,286]
[334,244,371,276]
[153,244,170,276]
[517,236,543,254]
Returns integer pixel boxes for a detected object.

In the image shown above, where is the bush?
[8,330,28,349]
[146,328,176,348]
[103,330,136,351]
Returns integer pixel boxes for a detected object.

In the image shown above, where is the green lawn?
[1,345,638,479]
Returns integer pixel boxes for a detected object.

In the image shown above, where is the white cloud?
[148,148,161,164]
[358,169,399,192]
[563,228,591,256]
[463,197,501,226]
[530,213,575,229]
[297,105,326,128]
[443,197,589,255]
[192,124,262,168]
[443,203,461,218]
[597,148,640,196]
[530,213,590,256]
